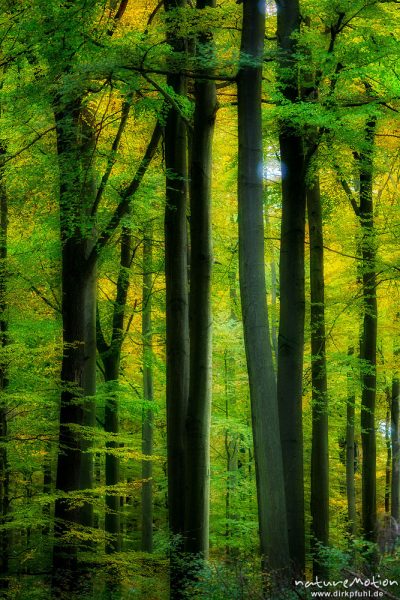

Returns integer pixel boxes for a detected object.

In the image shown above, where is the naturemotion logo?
[294,575,399,599]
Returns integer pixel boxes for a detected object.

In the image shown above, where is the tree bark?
[142,223,154,553]
[307,178,329,578]
[276,0,306,574]
[96,226,133,600]
[163,1,189,596]
[52,101,97,595]
[103,226,132,555]
[359,117,377,543]
[237,0,289,575]
[184,0,216,560]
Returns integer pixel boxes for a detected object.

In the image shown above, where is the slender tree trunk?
[0,141,9,589]
[237,0,289,575]
[264,210,278,362]
[96,227,133,598]
[225,268,239,556]
[97,223,133,559]
[142,223,154,553]
[346,347,357,536]
[103,355,121,555]
[42,450,52,538]
[164,2,189,596]
[385,402,391,514]
[307,178,329,577]
[276,0,306,575]
[392,340,400,522]
[359,118,377,543]
[224,347,238,557]
[270,256,278,363]
[184,0,216,560]
[52,102,98,595]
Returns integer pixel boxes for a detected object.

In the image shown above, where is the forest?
[0,0,400,598]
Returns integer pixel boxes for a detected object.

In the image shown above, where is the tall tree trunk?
[270,255,279,364]
[307,178,329,577]
[42,449,52,538]
[184,0,216,560]
[385,402,391,514]
[0,141,9,590]
[392,339,400,522]
[346,347,357,536]
[103,360,121,554]
[97,223,133,561]
[276,0,306,574]
[142,223,154,553]
[264,210,278,362]
[52,102,97,595]
[164,1,189,596]
[224,347,238,557]
[359,117,377,543]
[237,0,289,575]
[225,267,239,556]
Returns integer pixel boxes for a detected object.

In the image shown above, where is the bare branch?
[107,0,129,35]
[85,122,162,270]
[91,95,133,216]
[2,127,56,166]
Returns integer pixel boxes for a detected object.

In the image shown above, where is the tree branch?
[91,95,133,216]
[334,167,360,216]
[85,121,162,271]
[96,303,110,356]
[2,127,56,165]
[107,0,129,35]
[118,63,236,82]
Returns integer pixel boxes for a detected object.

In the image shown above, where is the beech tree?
[237,0,289,574]
[276,0,306,575]
[308,178,329,576]
[184,0,217,559]
[141,222,154,554]
[162,1,189,595]
[358,117,378,542]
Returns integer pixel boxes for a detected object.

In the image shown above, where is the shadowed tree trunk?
[276,0,306,575]
[97,224,133,558]
[142,223,154,553]
[237,0,289,575]
[97,226,132,554]
[359,117,377,543]
[49,8,161,594]
[52,102,98,596]
[164,1,189,596]
[184,0,217,561]
[307,178,329,578]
